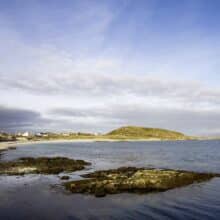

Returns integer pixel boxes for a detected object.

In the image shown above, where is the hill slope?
[106,126,188,140]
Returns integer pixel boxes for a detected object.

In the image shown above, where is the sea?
[0,140,220,220]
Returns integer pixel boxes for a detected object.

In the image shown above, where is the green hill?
[106,126,188,140]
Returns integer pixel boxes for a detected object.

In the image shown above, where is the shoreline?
[0,137,202,151]
[0,139,97,150]
[0,138,160,150]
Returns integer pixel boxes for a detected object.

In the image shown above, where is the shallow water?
[0,140,220,219]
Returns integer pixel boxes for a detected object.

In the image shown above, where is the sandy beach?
[0,138,167,151]
[0,139,96,150]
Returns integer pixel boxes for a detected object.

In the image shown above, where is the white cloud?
[1,1,220,135]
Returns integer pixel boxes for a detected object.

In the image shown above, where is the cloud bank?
[1,0,220,136]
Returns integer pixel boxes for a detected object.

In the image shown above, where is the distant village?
[0,131,101,142]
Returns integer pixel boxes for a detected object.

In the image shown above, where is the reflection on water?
[0,140,220,219]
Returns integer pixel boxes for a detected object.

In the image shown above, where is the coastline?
[0,137,198,150]
[0,139,97,150]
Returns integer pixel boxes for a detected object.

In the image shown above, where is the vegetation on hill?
[1,126,192,142]
[0,133,16,142]
[106,126,188,140]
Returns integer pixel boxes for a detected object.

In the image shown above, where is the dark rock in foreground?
[0,157,91,175]
[60,175,70,180]
[0,147,17,159]
[64,167,219,197]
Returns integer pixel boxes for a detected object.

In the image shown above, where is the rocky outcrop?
[60,175,70,180]
[0,157,91,175]
[64,167,219,197]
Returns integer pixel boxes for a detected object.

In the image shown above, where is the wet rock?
[95,187,106,197]
[8,146,17,150]
[0,147,17,160]
[64,167,219,197]
[0,157,91,175]
[0,149,7,160]
[60,175,70,180]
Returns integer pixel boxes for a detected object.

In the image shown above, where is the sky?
[0,0,220,135]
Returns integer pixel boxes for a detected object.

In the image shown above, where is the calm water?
[0,140,220,219]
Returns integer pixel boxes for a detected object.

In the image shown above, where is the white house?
[22,132,29,137]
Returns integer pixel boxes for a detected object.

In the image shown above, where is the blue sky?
[0,0,220,135]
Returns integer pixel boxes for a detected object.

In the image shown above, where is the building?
[21,132,29,137]
[35,132,49,137]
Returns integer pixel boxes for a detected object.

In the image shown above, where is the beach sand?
[0,138,165,151]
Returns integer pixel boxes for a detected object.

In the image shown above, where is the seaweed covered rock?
[60,175,70,180]
[0,157,91,175]
[64,167,219,197]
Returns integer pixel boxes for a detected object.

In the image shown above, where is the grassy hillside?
[106,126,188,140]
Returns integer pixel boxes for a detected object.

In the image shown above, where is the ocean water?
[0,140,220,220]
